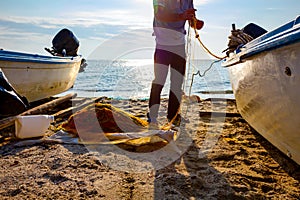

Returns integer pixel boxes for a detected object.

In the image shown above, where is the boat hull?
[227,42,300,165]
[223,16,300,165]
[0,50,81,102]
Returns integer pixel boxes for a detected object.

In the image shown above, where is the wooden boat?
[223,16,300,165]
[0,49,82,102]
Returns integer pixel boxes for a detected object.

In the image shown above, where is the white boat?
[223,16,300,165]
[0,49,82,102]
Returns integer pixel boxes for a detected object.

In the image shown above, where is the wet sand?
[0,97,299,199]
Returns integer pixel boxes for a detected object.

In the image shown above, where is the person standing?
[148,0,204,126]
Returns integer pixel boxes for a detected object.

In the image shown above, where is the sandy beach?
[0,97,299,199]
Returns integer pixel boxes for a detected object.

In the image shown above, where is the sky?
[0,0,299,60]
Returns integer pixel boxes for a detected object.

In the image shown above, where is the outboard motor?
[242,23,267,39]
[0,69,29,118]
[45,28,79,57]
[45,28,87,72]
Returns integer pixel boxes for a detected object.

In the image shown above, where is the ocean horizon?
[60,58,234,100]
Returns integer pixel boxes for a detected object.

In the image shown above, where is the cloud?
[0,1,153,30]
[0,0,215,57]
[65,9,152,28]
[0,10,153,56]
[0,25,53,54]
[88,28,155,59]
[131,0,152,5]
[265,7,283,11]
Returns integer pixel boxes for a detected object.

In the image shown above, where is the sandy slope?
[0,98,299,199]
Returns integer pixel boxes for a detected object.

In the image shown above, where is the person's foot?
[147,112,159,129]
[147,112,156,122]
[148,121,160,130]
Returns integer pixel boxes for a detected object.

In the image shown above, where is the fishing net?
[59,103,176,151]
[61,103,148,135]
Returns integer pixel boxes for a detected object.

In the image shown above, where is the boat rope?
[185,19,227,95]
[187,59,222,101]
[179,18,227,123]
[190,19,226,60]
[165,18,227,129]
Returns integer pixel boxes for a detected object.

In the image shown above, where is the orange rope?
[190,19,226,60]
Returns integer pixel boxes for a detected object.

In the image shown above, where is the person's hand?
[180,9,196,21]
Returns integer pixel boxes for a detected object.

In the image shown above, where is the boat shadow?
[251,128,300,180]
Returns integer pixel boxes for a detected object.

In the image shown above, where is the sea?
[63,59,234,100]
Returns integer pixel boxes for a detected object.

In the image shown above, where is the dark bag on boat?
[52,28,79,56]
[0,69,28,118]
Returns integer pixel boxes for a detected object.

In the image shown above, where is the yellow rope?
[191,19,226,60]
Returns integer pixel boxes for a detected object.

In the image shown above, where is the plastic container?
[15,115,55,139]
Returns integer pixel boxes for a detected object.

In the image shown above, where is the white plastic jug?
[15,115,55,139]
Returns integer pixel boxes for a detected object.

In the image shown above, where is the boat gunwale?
[241,25,300,60]
[222,16,300,67]
[0,50,82,64]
